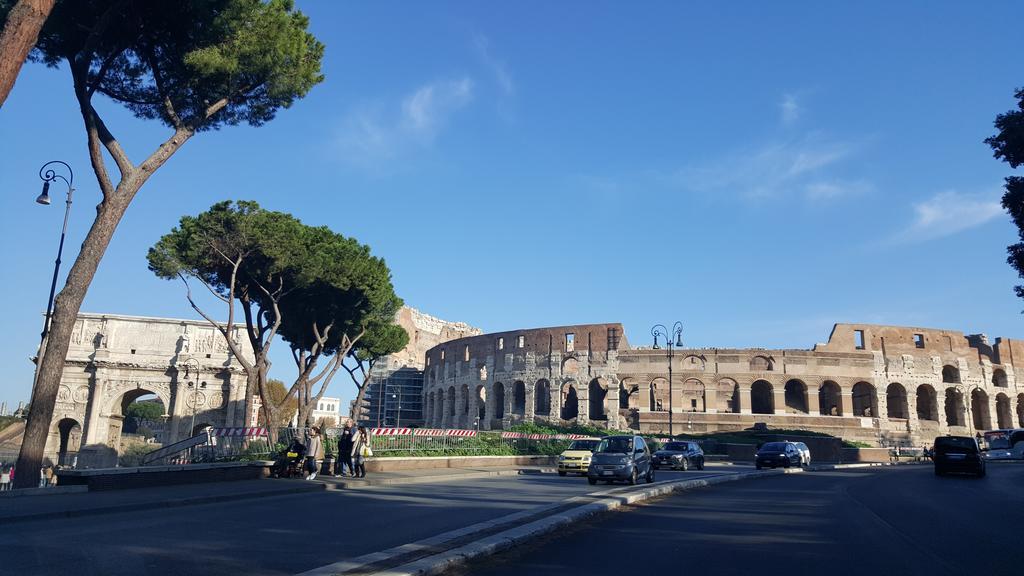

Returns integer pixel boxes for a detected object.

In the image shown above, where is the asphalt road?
[0,467,727,575]
[455,464,1024,576]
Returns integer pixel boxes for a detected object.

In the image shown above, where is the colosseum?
[422,322,1024,445]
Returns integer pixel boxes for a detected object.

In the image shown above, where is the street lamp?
[179,358,204,438]
[651,321,683,437]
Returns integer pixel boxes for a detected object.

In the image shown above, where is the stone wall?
[421,322,1024,447]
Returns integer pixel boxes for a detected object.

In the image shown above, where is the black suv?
[755,441,802,469]
[652,441,705,471]
[933,436,986,477]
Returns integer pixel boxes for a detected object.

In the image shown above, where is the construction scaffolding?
[359,366,424,427]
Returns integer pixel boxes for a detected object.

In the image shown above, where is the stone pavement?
[0,465,554,524]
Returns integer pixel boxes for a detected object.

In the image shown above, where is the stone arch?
[751,380,773,414]
[649,378,668,412]
[852,382,878,417]
[717,378,739,413]
[1018,394,1024,427]
[992,368,1009,388]
[681,354,705,371]
[942,365,960,384]
[108,387,170,450]
[588,379,607,420]
[819,381,842,416]
[476,385,487,422]
[426,391,435,425]
[55,417,82,467]
[447,386,457,421]
[682,378,705,412]
[512,381,526,415]
[619,378,638,410]
[971,388,991,431]
[915,384,939,422]
[534,380,551,415]
[493,382,506,420]
[749,355,773,372]
[784,379,808,414]
[996,393,1013,429]
[886,383,909,420]
[944,388,966,427]
[191,422,213,436]
[561,382,578,420]
[436,389,445,426]
[461,384,470,416]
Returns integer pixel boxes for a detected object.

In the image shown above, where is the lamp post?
[180,358,204,438]
[651,322,683,438]
[31,161,74,395]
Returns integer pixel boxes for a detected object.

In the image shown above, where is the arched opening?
[784,380,808,414]
[427,391,435,424]
[852,382,877,417]
[749,355,773,371]
[447,386,457,421]
[971,388,991,431]
[436,389,445,425]
[114,390,168,453]
[619,379,638,410]
[942,365,960,384]
[561,383,578,420]
[512,381,526,415]
[916,384,939,422]
[751,380,773,415]
[191,423,213,436]
[589,379,607,420]
[493,383,505,420]
[1018,394,1024,428]
[819,381,842,416]
[992,368,1008,388]
[476,385,487,422]
[996,393,1013,429]
[944,388,966,427]
[682,379,705,412]
[718,379,739,413]
[534,380,550,415]
[650,378,668,412]
[886,383,909,420]
[56,418,82,467]
[461,384,470,416]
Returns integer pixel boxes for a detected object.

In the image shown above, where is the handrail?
[140,430,211,465]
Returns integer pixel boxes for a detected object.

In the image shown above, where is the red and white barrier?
[210,427,268,437]
[369,427,599,441]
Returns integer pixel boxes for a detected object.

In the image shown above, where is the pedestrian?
[39,466,47,488]
[0,467,10,491]
[352,426,372,478]
[44,465,54,487]
[305,426,323,481]
[335,420,355,477]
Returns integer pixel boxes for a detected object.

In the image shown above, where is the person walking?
[0,467,10,491]
[43,465,54,487]
[335,420,355,477]
[352,426,371,478]
[305,426,323,481]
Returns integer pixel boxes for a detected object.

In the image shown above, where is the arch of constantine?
[45,313,253,465]
[422,322,1024,445]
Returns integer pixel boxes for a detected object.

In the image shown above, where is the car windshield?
[760,442,788,452]
[568,440,600,451]
[935,437,977,452]
[984,432,1010,450]
[596,437,633,454]
[664,442,690,451]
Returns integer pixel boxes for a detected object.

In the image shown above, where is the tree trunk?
[0,0,55,108]
[351,382,370,423]
[13,189,136,488]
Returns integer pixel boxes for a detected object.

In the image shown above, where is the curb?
[0,481,325,525]
[300,469,797,576]
[320,468,556,490]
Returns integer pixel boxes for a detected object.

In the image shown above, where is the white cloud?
[897,191,1003,241]
[780,93,800,125]
[336,77,474,164]
[804,180,872,201]
[675,134,859,200]
[474,34,514,96]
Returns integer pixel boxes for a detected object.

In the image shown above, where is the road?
[456,464,1024,576]
[0,467,728,575]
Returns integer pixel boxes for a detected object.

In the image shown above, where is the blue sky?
[1,1,1023,410]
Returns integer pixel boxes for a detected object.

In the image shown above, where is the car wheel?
[977,467,986,478]
[588,477,597,485]
[628,468,638,485]
[558,471,566,477]
[680,458,689,471]
[647,467,655,483]
[697,459,705,471]
[755,463,762,470]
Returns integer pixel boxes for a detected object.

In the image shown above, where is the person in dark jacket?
[335,420,355,477]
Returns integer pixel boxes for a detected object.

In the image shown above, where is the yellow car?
[557,438,601,476]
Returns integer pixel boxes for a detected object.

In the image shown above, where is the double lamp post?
[651,321,684,438]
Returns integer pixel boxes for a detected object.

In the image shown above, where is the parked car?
[791,441,811,466]
[587,435,655,485]
[558,438,601,476]
[755,442,802,469]
[652,441,705,471]
[933,435,986,477]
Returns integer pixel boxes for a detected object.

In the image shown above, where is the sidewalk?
[0,465,555,524]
